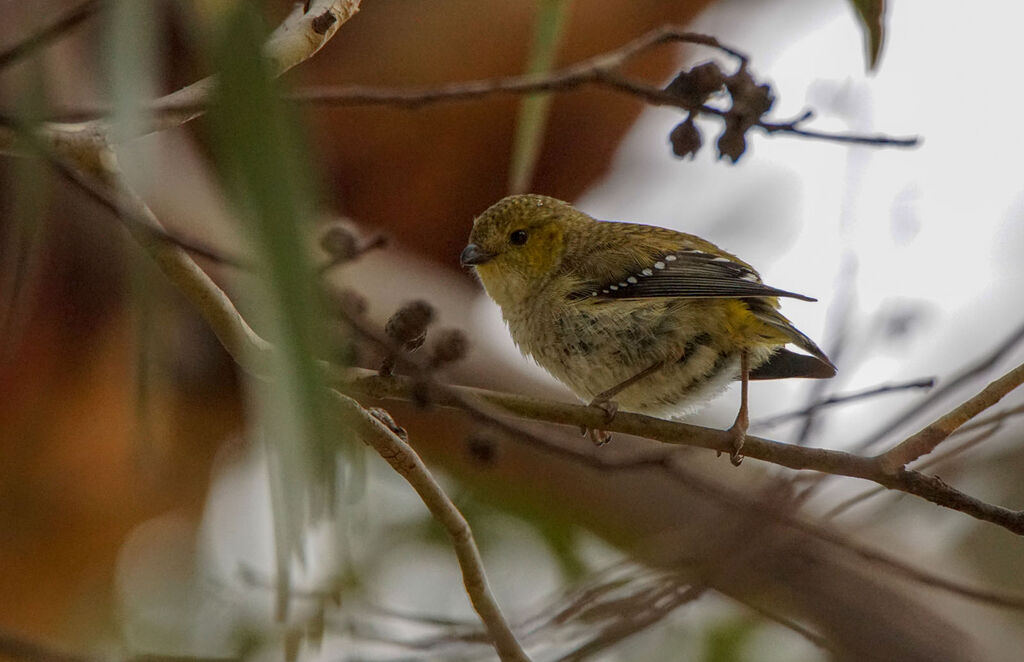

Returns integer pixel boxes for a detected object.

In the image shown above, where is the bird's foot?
[723,419,747,466]
[580,398,619,447]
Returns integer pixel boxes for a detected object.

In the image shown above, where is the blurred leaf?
[847,0,886,71]
[106,0,159,143]
[703,617,756,662]
[508,0,572,194]
[207,4,349,619]
[105,0,161,449]
[0,59,52,364]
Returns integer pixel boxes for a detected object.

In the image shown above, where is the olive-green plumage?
[461,194,835,419]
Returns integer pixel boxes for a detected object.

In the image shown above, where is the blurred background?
[2,0,1024,660]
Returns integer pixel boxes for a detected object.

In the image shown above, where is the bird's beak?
[460,243,496,266]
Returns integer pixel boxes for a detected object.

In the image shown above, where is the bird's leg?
[581,359,668,446]
[725,350,750,466]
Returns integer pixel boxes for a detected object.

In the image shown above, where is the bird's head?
[460,194,584,307]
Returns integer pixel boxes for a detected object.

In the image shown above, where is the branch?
[33,26,919,151]
[342,369,1024,536]
[330,391,530,661]
[851,318,1024,453]
[0,3,533,657]
[755,377,936,428]
[0,0,363,152]
[875,361,1024,472]
[825,421,1007,519]
[0,0,103,70]
[0,113,249,268]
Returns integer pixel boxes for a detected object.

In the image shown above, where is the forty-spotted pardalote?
[460,194,835,464]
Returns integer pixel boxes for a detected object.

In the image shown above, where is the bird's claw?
[590,398,619,423]
[580,398,618,447]
[726,422,746,466]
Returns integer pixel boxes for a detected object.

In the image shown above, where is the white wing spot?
[665,254,677,262]
[627,277,638,284]
[609,285,618,291]
[654,261,666,270]
[618,281,628,287]
[602,289,610,294]
[711,256,732,263]
[591,291,599,297]
[741,273,759,282]
[641,268,653,276]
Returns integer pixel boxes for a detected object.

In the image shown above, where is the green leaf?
[207,4,351,619]
[508,0,572,194]
[848,0,886,71]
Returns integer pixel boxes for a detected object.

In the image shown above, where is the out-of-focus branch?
[0,0,103,70]
[0,114,249,268]
[851,319,1024,453]
[0,0,362,153]
[755,377,936,428]
[0,2,530,659]
[343,369,1024,536]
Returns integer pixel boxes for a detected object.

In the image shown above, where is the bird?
[460,194,835,464]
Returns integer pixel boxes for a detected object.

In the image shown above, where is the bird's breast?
[504,297,746,414]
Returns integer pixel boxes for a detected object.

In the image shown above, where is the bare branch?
[331,391,530,661]
[756,377,936,428]
[0,1,363,152]
[0,3,532,656]
[0,0,103,70]
[0,114,248,268]
[343,369,1024,536]
[33,26,918,151]
[876,361,1024,472]
[825,421,1006,519]
[851,318,1024,453]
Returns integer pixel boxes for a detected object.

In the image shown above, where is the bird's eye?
[509,229,529,246]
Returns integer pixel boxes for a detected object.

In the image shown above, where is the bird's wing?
[568,247,816,302]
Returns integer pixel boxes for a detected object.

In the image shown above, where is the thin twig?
[851,318,1024,453]
[0,0,103,70]
[28,27,918,151]
[0,113,249,268]
[875,361,1024,473]
[0,1,362,153]
[331,391,530,661]
[825,420,1006,520]
[317,234,387,274]
[756,377,936,428]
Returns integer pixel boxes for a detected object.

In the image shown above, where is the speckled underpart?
[502,293,777,416]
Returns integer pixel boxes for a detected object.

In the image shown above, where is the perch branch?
[342,369,1024,536]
